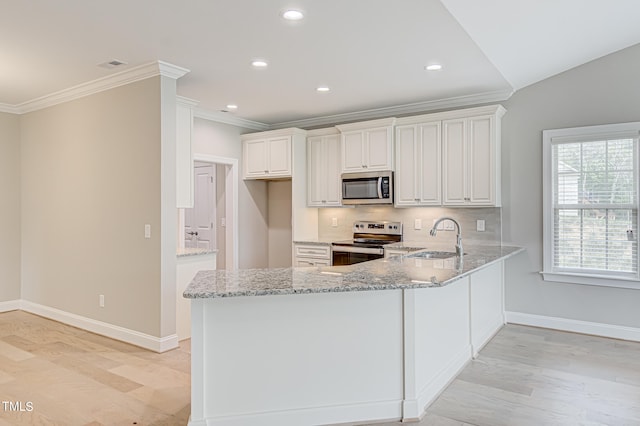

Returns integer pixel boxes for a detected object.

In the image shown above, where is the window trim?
[542,122,640,289]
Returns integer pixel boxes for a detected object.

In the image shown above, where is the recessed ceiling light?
[226,104,238,110]
[251,60,268,68]
[282,9,304,20]
[316,86,330,92]
[425,64,442,71]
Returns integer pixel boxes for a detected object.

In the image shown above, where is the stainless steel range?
[332,221,403,266]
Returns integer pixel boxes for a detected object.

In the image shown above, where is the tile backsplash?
[318,206,502,245]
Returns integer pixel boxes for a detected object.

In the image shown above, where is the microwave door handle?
[377,177,383,199]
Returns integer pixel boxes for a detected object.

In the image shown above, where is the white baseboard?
[189,400,401,426]
[505,311,640,343]
[0,299,21,312]
[19,300,179,352]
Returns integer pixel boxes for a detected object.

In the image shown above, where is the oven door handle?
[377,177,383,199]
[332,245,384,255]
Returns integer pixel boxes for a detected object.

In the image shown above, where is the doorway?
[178,154,238,270]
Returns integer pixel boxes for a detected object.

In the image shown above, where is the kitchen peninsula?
[184,245,523,426]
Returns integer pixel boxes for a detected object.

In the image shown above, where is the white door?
[184,163,215,249]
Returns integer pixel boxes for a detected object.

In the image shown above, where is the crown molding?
[176,96,199,108]
[13,60,189,114]
[0,103,20,114]
[269,89,514,130]
[240,127,307,141]
[194,108,270,131]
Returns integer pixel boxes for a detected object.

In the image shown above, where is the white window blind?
[543,123,640,287]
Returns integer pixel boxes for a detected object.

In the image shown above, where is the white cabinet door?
[324,134,342,205]
[442,115,497,206]
[395,125,419,206]
[467,115,494,205]
[442,119,467,205]
[366,127,393,171]
[307,136,325,206]
[267,136,291,177]
[244,139,268,178]
[395,122,441,207]
[342,132,365,172]
[243,136,292,179]
[308,134,342,206]
[419,122,441,205]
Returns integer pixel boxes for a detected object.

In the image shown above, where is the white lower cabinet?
[469,261,504,357]
[294,243,331,266]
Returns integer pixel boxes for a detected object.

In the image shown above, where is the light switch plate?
[331,217,338,227]
[414,219,422,230]
[443,220,455,231]
[477,219,486,232]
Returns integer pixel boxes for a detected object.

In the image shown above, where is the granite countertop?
[293,238,335,246]
[177,247,219,258]
[184,244,524,299]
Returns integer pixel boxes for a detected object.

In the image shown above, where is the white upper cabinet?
[395,104,505,208]
[242,134,292,179]
[307,129,341,207]
[176,97,198,208]
[394,121,442,206]
[442,107,504,206]
[337,118,396,173]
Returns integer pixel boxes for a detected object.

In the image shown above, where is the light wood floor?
[0,310,191,425]
[372,324,640,426]
[2,311,640,425]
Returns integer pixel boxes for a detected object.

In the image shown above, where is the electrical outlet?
[414,218,422,230]
[99,295,105,308]
[477,219,486,232]
[331,217,338,227]
[221,217,226,227]
[144,224,151,239]
[433,219,445,230]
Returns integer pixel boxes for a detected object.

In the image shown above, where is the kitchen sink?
[407,251,463,259]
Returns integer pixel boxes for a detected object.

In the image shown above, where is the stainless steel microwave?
[341,171,393,205]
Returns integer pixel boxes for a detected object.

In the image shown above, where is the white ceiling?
[2,0,639,127]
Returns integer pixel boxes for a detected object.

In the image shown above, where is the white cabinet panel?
[243,136,291,179]
[307,133,341,207]
[468,116,493,204]
[337,118,396,173]
[442,119,466,204]
[443,114,499,206]
[294,243,332,266]
[366,127,393,170]
[394,121,441,207]
[244,139,268,177]
[342,132,366,172]
[176,99,197,208]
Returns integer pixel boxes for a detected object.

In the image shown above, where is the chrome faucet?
[430,217,463,256]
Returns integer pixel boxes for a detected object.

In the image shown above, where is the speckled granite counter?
[177,247,218,257]
[184,244,523,298]
[293,238,334,246]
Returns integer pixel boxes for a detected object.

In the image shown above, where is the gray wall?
[19,77,167,336]
[502,42,640,327]
[193,118,269,268]
[0,112,21,302]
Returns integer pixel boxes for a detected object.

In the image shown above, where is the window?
[542,123,640,288]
